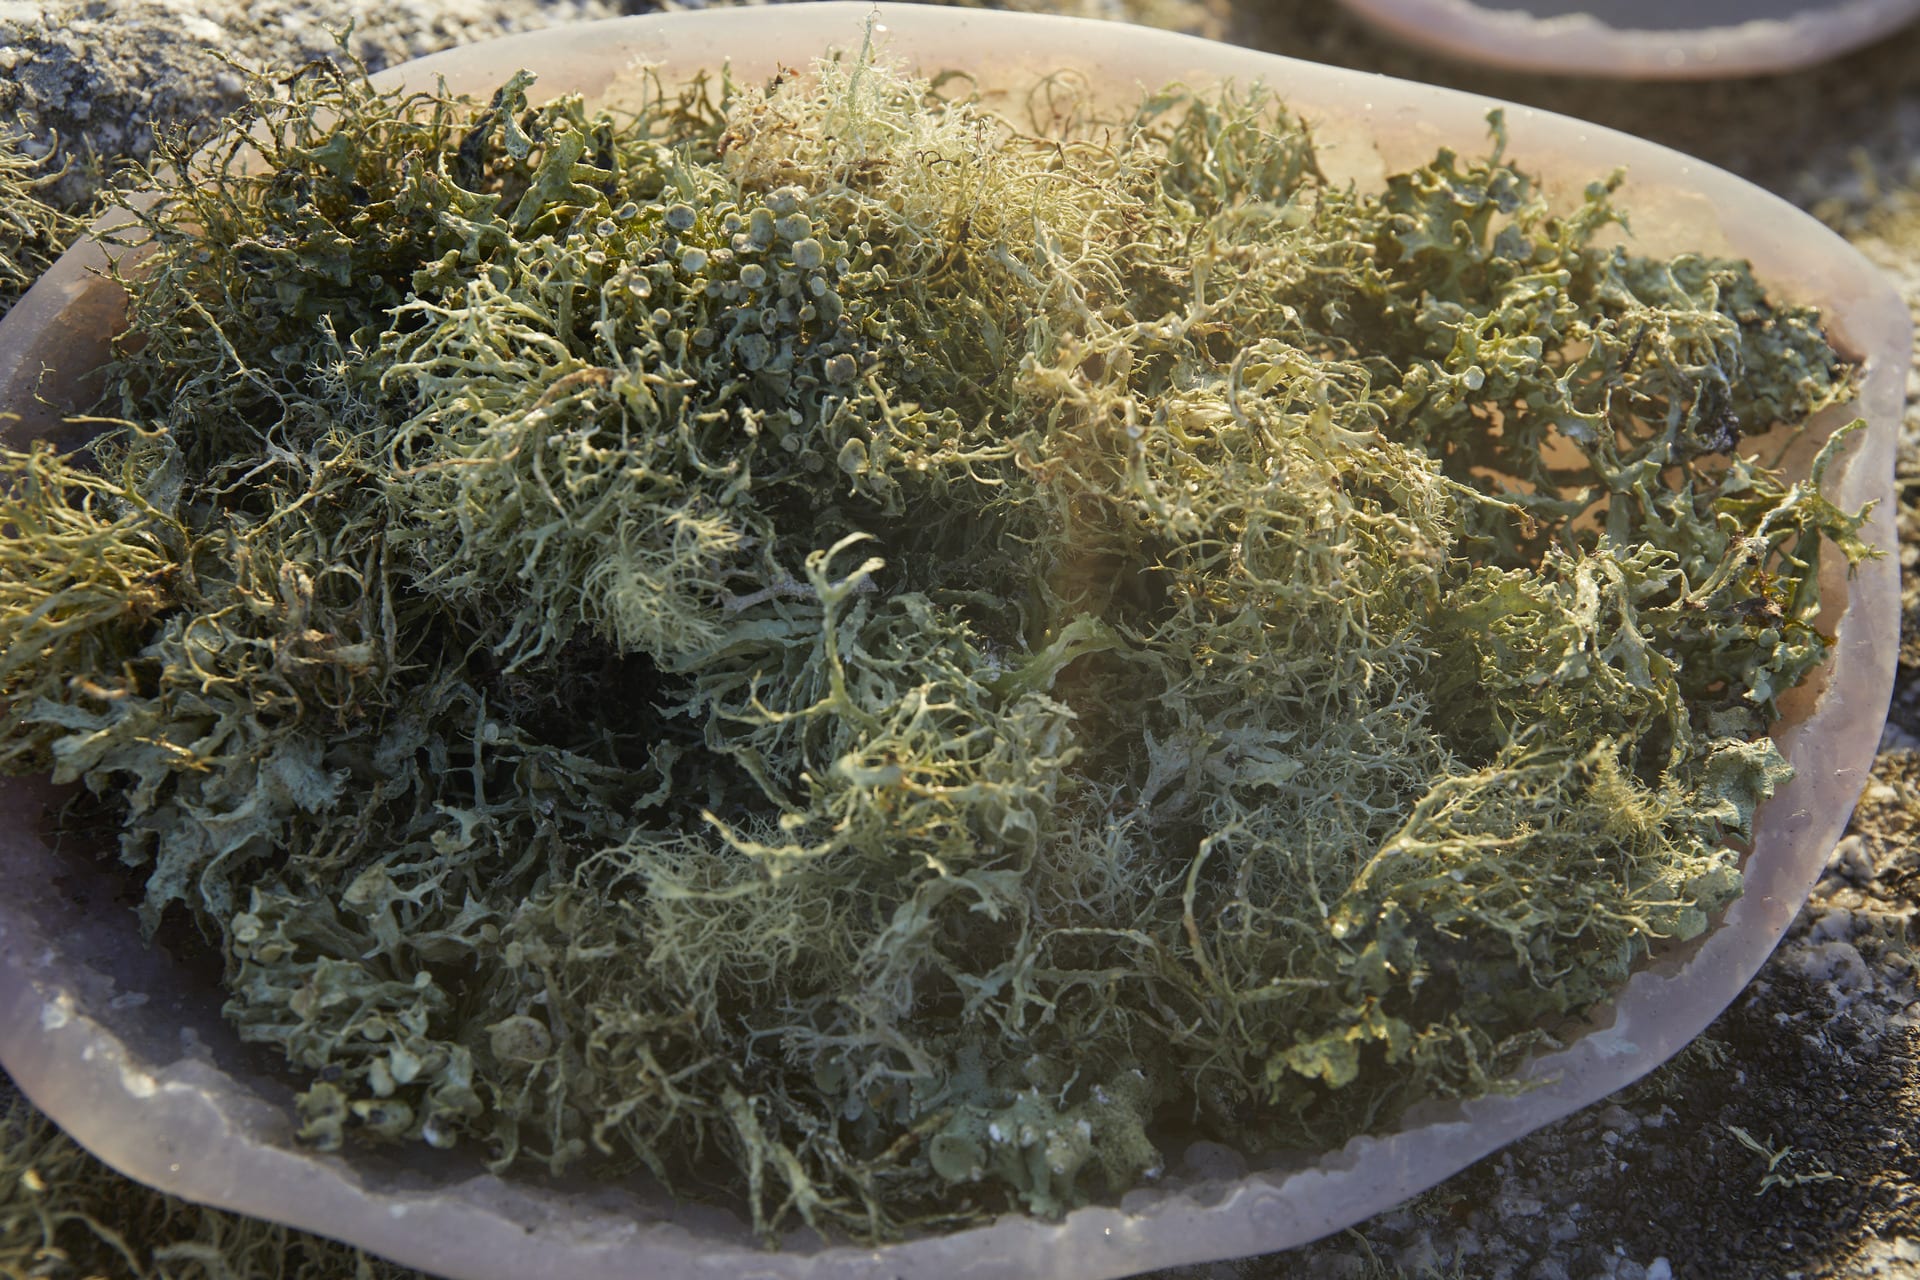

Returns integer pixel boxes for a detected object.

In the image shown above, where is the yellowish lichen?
[0,38,1873,1240]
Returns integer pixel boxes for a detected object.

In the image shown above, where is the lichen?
[0,1075,417,1279]
[1812,174,1920,704]
[0,37,1874,1241]
[0,124,80,322]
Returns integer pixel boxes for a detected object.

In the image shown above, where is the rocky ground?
[1,2,1919,1279]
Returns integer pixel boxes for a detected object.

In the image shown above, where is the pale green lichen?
[0,125,80,322]
[1813,171,1920,683]
[0,1076,416,1279]
[0,39,1874,1240]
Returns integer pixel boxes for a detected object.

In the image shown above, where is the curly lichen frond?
[0,124,81,320]
[0,1076,423,1278]
[0,44,1873,1241]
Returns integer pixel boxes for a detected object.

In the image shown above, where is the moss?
[0,39,1874,1240]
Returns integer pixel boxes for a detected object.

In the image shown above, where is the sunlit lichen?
[0,125,80,322]
[1813,172,1920,687]
[0,38,1874,1241]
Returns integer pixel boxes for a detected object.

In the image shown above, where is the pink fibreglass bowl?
[1339,0,1920,79]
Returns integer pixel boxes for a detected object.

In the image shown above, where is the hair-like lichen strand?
[0,42,1873,1240]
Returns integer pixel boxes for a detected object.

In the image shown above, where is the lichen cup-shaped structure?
[1337,0,1920,79]
[0,6,1906,1278]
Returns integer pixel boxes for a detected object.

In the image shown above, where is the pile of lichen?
[0,46,1874,1239]
[0,1076,417,1280]
[0,126,79,321]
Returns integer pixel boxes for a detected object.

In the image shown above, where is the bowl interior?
[0,7,1905,1279]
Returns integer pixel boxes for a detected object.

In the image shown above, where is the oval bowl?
[0,5,1906,1278]
[1337,0,1920,80]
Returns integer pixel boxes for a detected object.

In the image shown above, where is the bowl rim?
[1337,0,1920,80]
[0,6,1906,1278]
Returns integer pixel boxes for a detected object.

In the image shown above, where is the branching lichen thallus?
[0,47,1874,1240]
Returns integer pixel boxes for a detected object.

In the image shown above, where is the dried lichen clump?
[0,45,1873,1239]
[1814,177,1920,682]
[0,1077,415,1279]
[0,127,79,321]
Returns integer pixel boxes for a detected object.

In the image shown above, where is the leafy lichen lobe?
[0,42,1874,1239]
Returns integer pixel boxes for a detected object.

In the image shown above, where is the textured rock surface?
[0,3,1915,1280]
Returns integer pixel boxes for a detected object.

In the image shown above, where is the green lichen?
[0,38,1875,1241]
[0,1075,417,1279]
[0,125,80,322]
[1814,172,1920,687]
